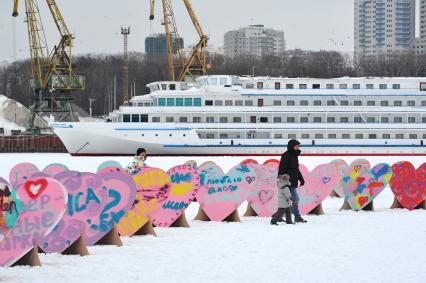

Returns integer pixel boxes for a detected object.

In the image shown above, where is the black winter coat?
[278,150,305,188]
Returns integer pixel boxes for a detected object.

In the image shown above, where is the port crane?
[12,0,85,132]
[149,0,209,81]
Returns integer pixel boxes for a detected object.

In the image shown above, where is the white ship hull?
[51,122,426,156]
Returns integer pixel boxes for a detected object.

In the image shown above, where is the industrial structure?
[121,26,130,106]
[12,0,85,132]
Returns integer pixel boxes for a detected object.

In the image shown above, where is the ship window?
[313,100,321,106]
[225,100,233,106]
[340,117,349,123]
[176,98,184,106]
[407,100,415,106]
[140,115,148,123]
[167,98,175,106]
[220,78,227,85]
[233,117,242,123]
[169,84,176,90]
[381,101,389,106]
[179,117,188,123]
[235,100,243,106]
[275,82,281,90]
[274,134,283,139]
[313,117,322,123]
[392,84,400,89]
[123,114,131,123]
[205,100,213,106]
[300,100,308,106]
[342,134,350,139]
[286,84,294,89]
[367,117,375,123]
[257,82,264,89]
[355,134,363,139]
[327,117,336,123]
[286,134,295,139]
[422,117,426,123]
[315,134,323,139]
[287,117,295,123]
[185,98,193,106]
[206,117,215,123]
[220,117,228,123]
[287,100,295,106]
[193,117,201,123]
[408,117,416,123]
[381,117,389,123]
[366,84,374,89]
[369,134,377,139]
[215,100,223,106]
[260,117,268,123]
[158,98,166,106]
[193,98,201,106]
[339,84,347,89]
[312,84,320,89]
[206,133,215,139]
[166,117,174,123]
[152,117,160,123]
[421,83,426,91]
[382,134,391,139]
[394,101,402,106]
[299,84,308,89]
[245,100,254,106]
[394,117,403,123]
[211,78,218,85]
[301,134,309,139]
[422,101,426,106]
[379,84,387,89]
[273,100,282,106]
[341,100,349,106]
[328,134,337,139]
[219,134,228,139]
[409,134,418,139]
[300,117,309,123]
[132,114,140,123]
[161,84,167,90]
[354,101,362,106]
[396,134,404,139]
[246,83,254,89]
[273,117,282,123]
[353,84,361,89]
[367,101,375,106]
[326,84,334,89]
[354,117,363,123]
[138,102,143,107]
[327,100,336,106]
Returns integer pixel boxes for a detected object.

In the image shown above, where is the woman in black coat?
[278,139,307,223]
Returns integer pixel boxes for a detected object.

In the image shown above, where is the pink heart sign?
[0,177,67,267]
[389,162,426,210]
[196,162,256,221]
[40,171,137,250]
[42,163,69,177]
[9,163,40,188]
[151,165,200,227]
[97,161,127,175]
[298,164,339,215]
[330,159,371,198]
[343,163,392,211]
[0,181,21,242]
[242,160,279,217]
[118,167,171,236]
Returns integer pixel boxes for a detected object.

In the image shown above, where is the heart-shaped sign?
[151,165,200,227]
[97,161,127,175]
[196,162,255,221]
[42,163,69,177]
[330,159,371,198]
[9,163,40,188]
[0,177,67,267]
[242,160,279,217]
[298,164,339,215]
[117,167,171,236]
[343,163,392,211]
[0,181,21,243]
[389,162,426,210]
[40,170,136,251]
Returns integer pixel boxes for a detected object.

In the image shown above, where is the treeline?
[2,51,426,117]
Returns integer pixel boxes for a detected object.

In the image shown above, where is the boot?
[285,208,294,224]
[270,220,278,226]
[295,216,307,223]
[277,218,285,223]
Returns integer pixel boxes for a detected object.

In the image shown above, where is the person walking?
[270,174,293,225]
[277,139,307,223]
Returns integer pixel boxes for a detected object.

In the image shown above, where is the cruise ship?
[51,75,426,156]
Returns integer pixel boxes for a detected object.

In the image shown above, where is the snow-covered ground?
[0,154,425,283]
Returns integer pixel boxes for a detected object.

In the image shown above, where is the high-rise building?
[145,34,184,55]
[355,0,416,59]
[413,0,426,54]
[224,25,285,58]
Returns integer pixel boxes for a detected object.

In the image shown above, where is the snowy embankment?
[0,95,25,135]
[0,154,425,283]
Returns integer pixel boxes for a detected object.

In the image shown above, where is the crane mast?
[150,0,209,82]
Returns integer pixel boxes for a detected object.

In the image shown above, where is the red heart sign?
[24,179,48,199]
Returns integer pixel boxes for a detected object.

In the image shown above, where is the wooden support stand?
[94,226,123,247]
[340,200,374,211]
[62,234,90,256]
[329,191,341,198]
[243,204,258,217]
[194,207,241,222]
[390,197,426,210]
[11,247,41,267]
[308,203,325,215]
[133,221,157,237]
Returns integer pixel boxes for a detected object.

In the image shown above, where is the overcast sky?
[0,0,354,63]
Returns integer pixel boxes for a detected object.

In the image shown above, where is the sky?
[0,0,354,63]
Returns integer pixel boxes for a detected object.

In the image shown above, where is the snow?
[0,154,425,283]
[0,95,26,135]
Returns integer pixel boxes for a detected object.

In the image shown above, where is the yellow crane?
[12,0,85,131]
[149,0,209,81]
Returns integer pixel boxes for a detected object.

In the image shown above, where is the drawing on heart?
[25,179,48,199]
[298,164,339,215]
[40,170,136,251]
[196,162,256,221]
[330,159,371,198]
[97,161,127,175]
[343,162,392,211]
[9,163,40,188]
[151,165,200,227]
[42,163,69,177]
[242,159,278,217]
[0,177,67,267]
[0,181,22,243]
[389,161,426,210]
[118,167,171,236]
